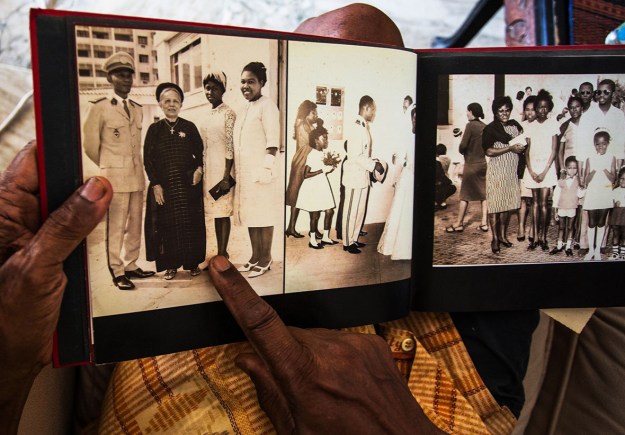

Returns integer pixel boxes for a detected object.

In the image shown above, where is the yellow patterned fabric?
[97,313,516,434]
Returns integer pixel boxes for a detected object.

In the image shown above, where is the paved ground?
[432,183,613,266]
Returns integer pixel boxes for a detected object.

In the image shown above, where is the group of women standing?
[448,85,623,260]
[448,94,556,255]
[144,61,279,280]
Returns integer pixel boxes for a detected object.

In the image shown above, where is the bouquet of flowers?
[322,150,342,169]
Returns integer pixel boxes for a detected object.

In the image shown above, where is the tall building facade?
[75,26,158,90]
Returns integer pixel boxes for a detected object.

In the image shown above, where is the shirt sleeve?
[82,103,103,166]
[262,99,280,150]
[224,108,235,160]
[552,183,561,207]
[143,124,160,185]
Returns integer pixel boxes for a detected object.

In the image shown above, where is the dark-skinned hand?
[0,142,112,434]
[207,256,445,435]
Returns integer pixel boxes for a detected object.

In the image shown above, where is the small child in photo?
[608,167,625,260]
[582,128,617,261]
[295,119,339,249]
[549,156,581,256]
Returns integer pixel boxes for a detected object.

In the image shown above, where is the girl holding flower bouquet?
[296,119,339,249]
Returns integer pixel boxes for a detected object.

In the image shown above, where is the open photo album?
[29,9,625,365]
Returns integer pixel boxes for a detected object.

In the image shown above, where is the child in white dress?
[582,128,617,261]
[295,120,338,249]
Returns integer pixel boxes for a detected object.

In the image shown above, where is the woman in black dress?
[144,83,206,280]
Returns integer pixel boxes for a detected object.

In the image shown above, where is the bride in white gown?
[377,106,415,260]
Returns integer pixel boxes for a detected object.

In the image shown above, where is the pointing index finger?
[208,256,302,375]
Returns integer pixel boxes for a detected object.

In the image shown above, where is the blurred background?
[0,0,505,69]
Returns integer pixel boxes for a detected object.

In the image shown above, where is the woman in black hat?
[144,83,206,280]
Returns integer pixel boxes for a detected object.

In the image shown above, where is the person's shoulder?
[482,121,496,134]
[129,99,142,108]
[470,119,486,130]
[221,103,236,115]
[89,97,107,105]
[259,94,277,108]
[179,117,195,127]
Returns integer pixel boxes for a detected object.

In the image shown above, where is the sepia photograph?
[284,41,416,293]
[433,73,625,266]
[75,25,286,317]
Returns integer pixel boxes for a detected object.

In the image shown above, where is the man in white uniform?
[82,52,154,289]
[341,95,384,254]
[577,78,625,172]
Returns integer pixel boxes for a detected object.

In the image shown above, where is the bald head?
[295,3,404,47]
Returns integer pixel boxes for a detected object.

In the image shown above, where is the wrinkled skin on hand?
[207,256,444,435]
[0,142,112,433]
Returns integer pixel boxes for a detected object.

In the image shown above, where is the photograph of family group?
[433,73,625,266]
[75,26,416,317]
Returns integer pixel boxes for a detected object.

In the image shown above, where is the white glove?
[257,154,276,184]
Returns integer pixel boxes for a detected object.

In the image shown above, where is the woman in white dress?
[200,71,236,261]
[523,89,559,251]
[233,62,281,278]
[377,107,414,260]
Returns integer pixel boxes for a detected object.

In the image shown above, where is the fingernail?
[212,255,231,272]
[79,177,106,202]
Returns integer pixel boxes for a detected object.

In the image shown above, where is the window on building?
[76,29,89,38]
[140,72,150,83]
[78,66,92,77]
[93,46,113,59]
[114,33,133,42]
[115,47,134,57]
[138,36,148,45]
[92,31,109,39]
[170,39,202,93]
[153,69,159,81]
[139,54,149,63]
[77,45,91,57]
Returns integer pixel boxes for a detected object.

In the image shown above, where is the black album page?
[413,47,625,312]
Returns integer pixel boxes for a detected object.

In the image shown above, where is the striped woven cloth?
[98,312,516,434]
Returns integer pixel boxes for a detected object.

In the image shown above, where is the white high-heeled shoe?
[248,259,272,278]
[237,261,258,272]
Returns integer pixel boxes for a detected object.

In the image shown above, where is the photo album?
[30,9,625,365]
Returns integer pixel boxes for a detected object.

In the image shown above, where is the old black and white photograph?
[284,41,416,293]
[76,26,285,317]
[434,73,625,266]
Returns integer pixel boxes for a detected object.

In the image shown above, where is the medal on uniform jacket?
[113,128,120,138]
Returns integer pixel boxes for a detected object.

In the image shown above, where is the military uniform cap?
[103,51,135,74]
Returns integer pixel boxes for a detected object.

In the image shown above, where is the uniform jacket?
[82,91,145,192]
[342,114,377,189]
